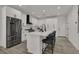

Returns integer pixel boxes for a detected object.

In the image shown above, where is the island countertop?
[26,31,53,36]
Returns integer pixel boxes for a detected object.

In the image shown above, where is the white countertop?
[26,31,52,36]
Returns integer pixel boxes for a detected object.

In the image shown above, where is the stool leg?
[52,43,54,53]
[42,43,44,54]
[52,38,56,54]
[54,37,56,46]
[52,40,54,54]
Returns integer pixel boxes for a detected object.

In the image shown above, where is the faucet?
[38,24,46,32]
[42,24,46,32]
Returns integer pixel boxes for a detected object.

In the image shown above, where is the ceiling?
[8,5,73,19]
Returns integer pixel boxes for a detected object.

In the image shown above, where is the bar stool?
[42,31,56,54]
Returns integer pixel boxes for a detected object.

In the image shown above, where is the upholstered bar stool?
[42,31,56,54]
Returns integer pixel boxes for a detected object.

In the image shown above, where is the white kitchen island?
[26,31,52,54]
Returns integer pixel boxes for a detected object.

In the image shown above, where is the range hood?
[26,14,32,24]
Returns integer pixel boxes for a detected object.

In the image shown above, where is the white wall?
[1,7,6,48]
[45,18,58,32]
[67,5,79,50]
[57,16,67,36]
[21,13,26,41]
[0,6,2,46]
[30,16,38,26]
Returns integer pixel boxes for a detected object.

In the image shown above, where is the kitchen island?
[26,31,52,54]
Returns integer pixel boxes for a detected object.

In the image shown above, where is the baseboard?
[57,36,67,38]
[0,46,4,49]
[57,36,79,50]
[68,39,79,50]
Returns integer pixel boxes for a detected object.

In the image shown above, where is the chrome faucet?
[42,24,46,32]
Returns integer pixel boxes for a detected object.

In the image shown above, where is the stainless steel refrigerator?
[6,16,22,48]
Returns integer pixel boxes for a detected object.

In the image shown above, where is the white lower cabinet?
[26,34,42,54]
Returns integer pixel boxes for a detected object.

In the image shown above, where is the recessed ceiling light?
[57,6,61,10]
[42,9,46,12]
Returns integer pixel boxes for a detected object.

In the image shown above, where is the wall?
[57,16,67,36]
[67,5,79,50]
[1,6,6,48]
[21,13,26,41]
[0,6,2,46]
[45,18,58,32]
[30,16,38,26]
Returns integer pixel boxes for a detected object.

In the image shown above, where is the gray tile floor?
[0,37,79,54]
